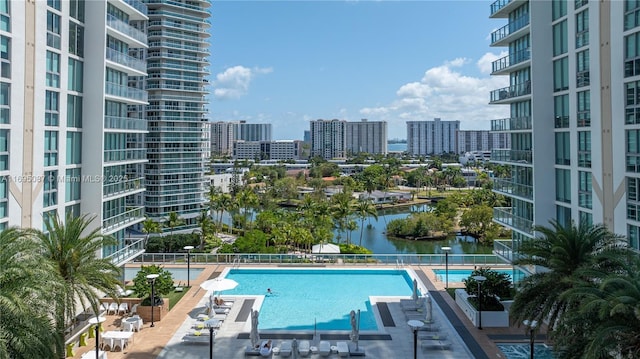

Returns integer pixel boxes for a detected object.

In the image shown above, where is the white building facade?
[345,119,388,155]
[310,119,347,159]
[406,118,460,156]
[457,130,511,153]
[210,121,235,156]
[233,140,302,161]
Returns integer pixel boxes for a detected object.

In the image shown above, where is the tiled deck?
[72,264,545,359]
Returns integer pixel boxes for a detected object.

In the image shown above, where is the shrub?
[463,267,512,311]
[132,265,175,306]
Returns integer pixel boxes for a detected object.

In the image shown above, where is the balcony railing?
[493,207,533,234]
[104,115,147,131]
[145,0,208,13]
[491,116,531,131]
[123,0,148,16]
[490,0,514,16]
[106,14,147,45]
[105,48,147,73]
[103,177,145,198]
[104,148,147,162]
[105,82,148,102]
[491,148,532,164]
[493,239,514,262]
[576,70,590,87]
[492,178,533,199]
[105,237,146,266]
[490,81,531,103]
[491,13,529,45]
[103,206,145,233]
[491,48,530,73]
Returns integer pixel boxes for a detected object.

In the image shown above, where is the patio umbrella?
[411,278,419,301]
[311,243,340,254]
[425,295,433,323]
[201,277,238,314]
[250,309,260,348]
[350,310,360,351]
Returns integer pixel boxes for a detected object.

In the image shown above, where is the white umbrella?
[349,310,359,350]
[425,295,433,323]
[411,278,419,301]
[311,243,340,254]
[201,277,238,315]
[250,309,260,348]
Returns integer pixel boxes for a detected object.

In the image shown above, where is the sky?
[208,0,510,140]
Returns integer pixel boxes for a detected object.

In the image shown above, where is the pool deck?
[72,264,546,359]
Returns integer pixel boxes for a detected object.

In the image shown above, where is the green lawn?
[166,287,190,310]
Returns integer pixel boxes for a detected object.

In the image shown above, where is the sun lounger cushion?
[298,340,310,356]
[244,346,261,356]
[337,341,349,357]
[319,341,331,357]
[279,341,292,357]
[420,339,451,350]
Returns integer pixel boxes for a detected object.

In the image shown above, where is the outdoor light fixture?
[523,319,538,359]
[146,273,160,327]
[205,319,217,359]
[407,320,423,359]
[442,246,451,290]
[473,275,487,330]
[88,316,106,359]
[184,245,194,287]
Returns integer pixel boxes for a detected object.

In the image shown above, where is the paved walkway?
[72,264,545,359]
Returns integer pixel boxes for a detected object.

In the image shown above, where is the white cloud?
[213,65,273,100]
[359,54,510,137]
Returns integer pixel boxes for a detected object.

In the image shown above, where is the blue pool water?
[433,268,516,283]
[497,343,555,359]
[124,267,203,282]
[224,269,415,331]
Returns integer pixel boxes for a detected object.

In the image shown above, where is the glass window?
[554,94,569,128]
[47,0,60,10]
[0,176,6,218]
[66,132,82,164]
[0,129,7,171]
[554,57,569,92]
[576,50,590,87]
[0,0,9,32]
[46,51,60,88]
[556,205,572,227]
[579,171,592,209]
[0,82,8,124]
[70,0,85,22]
[68,22,84,57]
[43,170,58,208]
[577,90,591,127]
[67,94,82,128]
[556,168,571,203]
[45,90,59,126]
[42,209,57,231]
[46,11,61,49]
[555,132,571,165]
[576,9,589,48]
[44,130,58,167]
[553,20,568,56]
[66,204,80,219]
[0,36,10,79]
[68,58,83,92]
[65,168,81,202]
[579,211,592,227]
[553,0,567,20]
[578,131,591,168]
[626,0,640,30]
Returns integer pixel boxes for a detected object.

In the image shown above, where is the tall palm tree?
[165,211,185,239]
[0,227,58,359]
[141,216,161,247]
[196,210,215,249]
[331,192,355,244]
[36,213,122,358]
[510,219,627,333]
[355,199,378,246]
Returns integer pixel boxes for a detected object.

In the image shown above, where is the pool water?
[224,269,415,331]
[124,267,204,282]
[433,268,517,283]
[497,343,555,359]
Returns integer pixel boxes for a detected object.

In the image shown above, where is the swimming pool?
[497,343,555,359]
[223,269,415,331]
[124,267,204,282]
[433,268,517,283]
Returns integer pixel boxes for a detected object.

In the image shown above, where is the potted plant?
[132,265,174,322]
[454,267,512,327]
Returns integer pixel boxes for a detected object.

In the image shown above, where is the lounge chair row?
[245,340,353,358]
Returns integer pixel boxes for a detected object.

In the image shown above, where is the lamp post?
[473,275,487,330]
[184,245,194,287]
[146,273,159,327]
[442,246,451,290]
[205,319,216,359]
[407,320,423,359]
[523,319,538,359]
[88,316,106,359]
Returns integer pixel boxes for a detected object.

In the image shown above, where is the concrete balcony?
[102,206,145,234]
[491,48,530,75]
[490,0,527,18]
[491,116,531,132]
[492,178,533,200]
[490,13,529,46]
[493,207,533,235]
[489,81,531,104]
[491,149,532,165]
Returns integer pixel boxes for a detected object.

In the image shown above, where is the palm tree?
[165,211,185,239]
[0,227,58,359]
[331,192,355,244]
[36,213,122,358]
[196,210,215,249]
[355,199,378,246]
[510,219,627,334]
[141,216,161,247]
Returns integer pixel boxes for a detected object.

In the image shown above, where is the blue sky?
[208,0,510,140]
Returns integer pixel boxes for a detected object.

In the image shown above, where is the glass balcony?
[493,239,514,262]
[146,51,208,63]
[491,149,532,164]
[491,48,530,74]
[105,48,147,73]
[492,178,533,199]
[123,0,148,16]
[104,115,147,131]
[104,148,147,162]
[490,0,514,17]
[493,207,533,234]
[576,71,590,87]
[106,14,147,45]
[147,41,208,53]
[106,237,145,266]
[105,82,148,102]
[491,116,531,131]
[103,177,145,198]
[145,0,208,13]
[103,206,144,233]
[490,81,531,103]
[147,20,207,33]
[491,13,529,45]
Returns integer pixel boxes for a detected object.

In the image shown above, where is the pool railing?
[133,253,507,266]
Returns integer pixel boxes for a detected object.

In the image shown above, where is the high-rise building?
[210,121,235,157]
[457,130,510,153]
[144,0,211,231]
[4,0,149,264]
[235,121,271,141]
[310,119,347,159]
[488,0,635,259]
[406,118,459,155]
[345,119,388,155]
[233,140,302,161]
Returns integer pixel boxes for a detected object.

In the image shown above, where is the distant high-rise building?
[210,121,235,156]
[233,140,302,161]
[456,130,510,153]
[144,0,211,231]
[303,130,311,143]
[345,119,388,155]
[310,119,347,159]
[235,121,272,141]
[406,119,460,155]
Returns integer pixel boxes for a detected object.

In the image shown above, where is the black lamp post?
[473,275,487,330]
[442,246,451,290]
[146,273,159,327]
[407,320,423,359]
[88,316,105,358]
[523,319,538,359]
[184,245,194,287]
[205,319,216,359]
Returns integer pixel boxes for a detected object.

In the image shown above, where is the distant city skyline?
[209,0,510,140]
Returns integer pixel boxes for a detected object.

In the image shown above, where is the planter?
[455,289,509,328]
[136,298,170,323]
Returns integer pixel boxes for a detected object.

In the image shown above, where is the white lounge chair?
[418,332,448,340]
[118,302,129,315]
[182,331,211,344]
[318,341,331,357]
[117,286,133,297]
[336,341,349,357]
[108,302,118,315]
[298,340,310,357]
[279,340,292,357]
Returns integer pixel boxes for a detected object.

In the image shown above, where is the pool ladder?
[232,256,240,268]
[395,259,404,269]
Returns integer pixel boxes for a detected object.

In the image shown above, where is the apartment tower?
[489,0,639,260]
[310,119,347,159]
[144,0,210,230]
[406,118,460,156]
[345,119,388,155]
